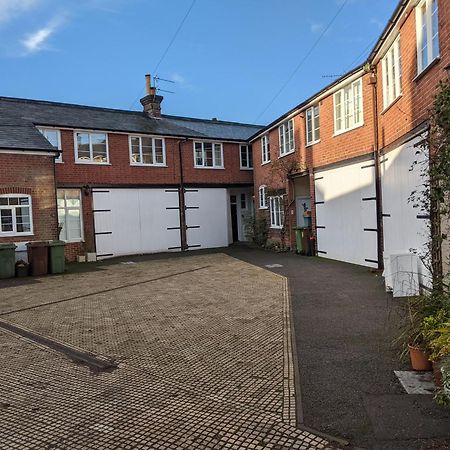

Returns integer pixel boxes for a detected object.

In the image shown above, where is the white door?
[314,158,378,268]
[184,188,230,250]
[380,134,430,289]
[92,188,180,259]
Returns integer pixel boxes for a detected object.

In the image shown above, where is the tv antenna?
[154,75,176,94]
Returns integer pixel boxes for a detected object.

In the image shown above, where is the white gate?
[314,158,378,268]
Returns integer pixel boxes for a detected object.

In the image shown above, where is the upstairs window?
[194,141,223,168]
[240,144,253,169]
[261,135,270,164]
[75,132,108,164]
[382,37,402,109]
[278,119,295,156]
[306,105,320,145]
[259,185,268,209]
[130,135,165,166]
[416,0,439,74]
[38,128,62,162]
[0,195,32,236]
[334,78,363,134]
[57,189,82,242]
[269,196,284,229]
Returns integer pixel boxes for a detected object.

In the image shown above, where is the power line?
[254,0,349,122]
[128,0,197,109]
[343,35,378,72]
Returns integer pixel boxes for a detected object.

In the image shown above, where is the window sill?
[55,160,64,164]
[194,166,225,170]
[261,160,271,166]
[75,161,111,165]
[130,163,168,168]
[413,56,441,83]
[333,122,364,137]
[240,167,253,171]
[0,232,34,238]
[63,239,84,244]
[278,149,296,159]
[381,94,403,115]
[259,206,268,210]
[270,226,283,230]
[305,140,320,148]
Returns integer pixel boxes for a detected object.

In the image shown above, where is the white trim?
[259,185,268,209]
[269,195,284,229]
[305,105,320,146]
[0,149,57,156]
[74,130,109,164]
[193,140,224,169]
[416,0,440,75]
[0,194,34,237]
[128,134,167,166]
[261,134,270,165]
[57,189,84,243]
[37,127,62,162]
[278,119,295,156]
[382,36,402,109]
[333,78,364,135]
[239,144,253,170]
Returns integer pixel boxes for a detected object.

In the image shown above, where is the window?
[194,141,223,168]
[75,132,108,163]
[269,196,284,229]
[0,195,32,236]
[382,37,402,109]
[306,105,320,145]
[240,144,253,169]
[129,135,165,166]
[259,185,268,209]
[261,135,270,164]
[278,119,295,156]
[240,193,247,209]
[57,190,83,242]
[38,128,62,162]
[334,78,363,134]
[416,0,439,74]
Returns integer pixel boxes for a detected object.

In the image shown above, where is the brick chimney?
[140,74,163,118]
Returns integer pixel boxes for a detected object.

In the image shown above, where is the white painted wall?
[315,158,378,268]
[381,134,431,291]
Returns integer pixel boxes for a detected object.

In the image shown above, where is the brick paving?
[0,254,339,449]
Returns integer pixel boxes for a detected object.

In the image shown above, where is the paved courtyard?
[0,253,337,449]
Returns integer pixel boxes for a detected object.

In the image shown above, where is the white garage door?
[380,134,430,289]
[314,158,378,268]
[93,188,181,259]
[93,187,230,259]
[185,188,230,250]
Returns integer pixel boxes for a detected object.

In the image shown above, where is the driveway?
[224,247,450,450]
[0,253,336,449]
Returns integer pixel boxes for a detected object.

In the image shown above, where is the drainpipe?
[369,68,384,270]
[178,138,188,251]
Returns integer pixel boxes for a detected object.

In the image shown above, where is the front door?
[230,195,239,242]
[296,196,311,228]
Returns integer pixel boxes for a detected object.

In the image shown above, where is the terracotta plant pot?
[408,344,432,371]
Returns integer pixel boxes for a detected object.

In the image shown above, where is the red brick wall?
[0,153,58,244]
[377,0,450,151]
[56,131,252,187]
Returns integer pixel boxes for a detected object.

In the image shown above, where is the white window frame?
[74,131,109,164]
[416,0,440,74]
[306,105,320,146]
[333,78,364,135]
[278,119,295,157]
[129,135,166,166]
[259,185,268,209]
[240,144,253,170]
[261,135,270,164]
[193,141,224,169]
[269,196,284,229]
[57,189,83,243]
[38,127,62,162]
[0,194,33,237]
[382,36,402,109]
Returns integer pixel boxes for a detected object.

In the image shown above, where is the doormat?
[394,370,435,394]
[265,264,284,268]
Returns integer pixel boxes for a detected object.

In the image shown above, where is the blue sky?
[0,0,398,124]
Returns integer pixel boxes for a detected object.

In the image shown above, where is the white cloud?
[21,15,63,53]
[310,22,324,34]
[0,0,41,24]
[170,73,186,84]
[370,17,384,30]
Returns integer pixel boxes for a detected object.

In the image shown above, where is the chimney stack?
[140,74,163,118]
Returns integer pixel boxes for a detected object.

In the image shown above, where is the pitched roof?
[0,97,263,151]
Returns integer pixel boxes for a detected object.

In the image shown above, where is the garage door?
[314,158,378,268]
[93,187,230,259]
[93,188,181,259]
[380,134,430,288]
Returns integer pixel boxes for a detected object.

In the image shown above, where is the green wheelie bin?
[48,240,66,274]
[0,243,16,279]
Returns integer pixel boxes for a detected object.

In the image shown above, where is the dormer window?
[38,128,62,162]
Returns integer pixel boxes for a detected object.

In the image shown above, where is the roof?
[0,97,263,152]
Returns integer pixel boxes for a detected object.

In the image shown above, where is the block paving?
[0,254,340,449]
